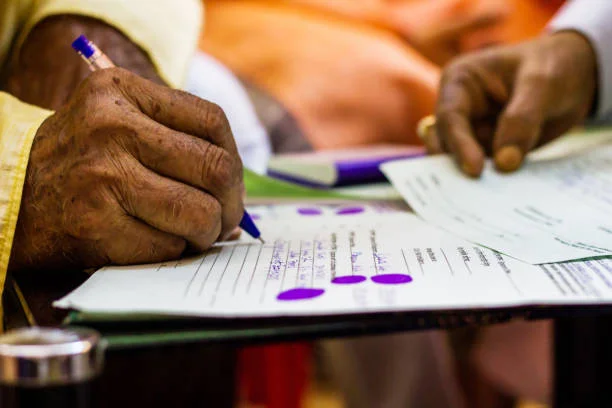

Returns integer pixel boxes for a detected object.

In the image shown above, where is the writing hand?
[10,68,244,272]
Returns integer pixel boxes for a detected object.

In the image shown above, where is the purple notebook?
[267,145,426,188]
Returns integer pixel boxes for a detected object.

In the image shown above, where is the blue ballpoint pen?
[72,34,265,244]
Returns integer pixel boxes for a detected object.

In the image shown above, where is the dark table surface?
[10,268,612,408]
[7,270,237,408]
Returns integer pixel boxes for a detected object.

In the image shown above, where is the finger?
[492,69,551,172]
[110,68,240,157]
[118,162,231,251]
[102,216,186,265]
[223,227,242,242]
[473,118,497,156]
[537,115,583,148]
[423,124,445,155]
[436,75,485,177]
[438,110,486,177]
[126,114,244,230]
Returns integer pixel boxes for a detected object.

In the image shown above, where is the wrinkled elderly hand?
[9,68,244,273]
[425,31,598,177]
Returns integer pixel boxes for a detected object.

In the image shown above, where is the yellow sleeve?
[0,92,52,331]
[16,0,203,88]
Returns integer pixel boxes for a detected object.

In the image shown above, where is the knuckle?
[77,86,106,116]
[131,236,186,264]
[76,73,132,122]
[226,204,244,231]
[204,101,225,126]
[438,72,474,113]
[165,189,188,223]
[206,199,223,225]
[546,72,566,90]
[63,193,106,239]
[436,107,462,122]
[86,158,127,187]
[201,144,238,188]
[89,123,136,147]
[194,198,223,237]
[179,194,222,238]
[77,158,134,209]
[85,67,125,89]
[161,237,187,259]
[523,71,551,88]
[203,101,231,136]
[500,110,538,131]
[522,64,563,89]
[441,59,473,86]
[435,110,462,136]
[78,68,133,107]
[83,69,108,88]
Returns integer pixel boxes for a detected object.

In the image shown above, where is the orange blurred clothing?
[200,0,561,150]
[463,0,565,50]
[201,0,439,149]
[275,0,564,58]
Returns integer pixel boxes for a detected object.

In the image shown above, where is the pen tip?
[258,237,265,244]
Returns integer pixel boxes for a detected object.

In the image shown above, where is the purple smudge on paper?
[336,206,365,215]
[277,288,325,301]
[297,207,323,216]
[332,275,367,285]
[250,214,261,220]
[371,274,413,285]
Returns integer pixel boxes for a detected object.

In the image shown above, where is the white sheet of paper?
[54,210,612,318]
[381,141,612,264]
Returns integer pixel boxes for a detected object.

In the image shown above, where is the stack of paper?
[266,145,424,187]
[55,128,612,320]
[54,209,612,318]
[381,135,612,264]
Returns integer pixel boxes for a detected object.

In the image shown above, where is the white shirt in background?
[185,52,272,174]
[550,0,612,119]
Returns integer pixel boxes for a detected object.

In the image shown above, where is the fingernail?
[460,161,482,178]
[494,145,523,172]
[461,162,475,176]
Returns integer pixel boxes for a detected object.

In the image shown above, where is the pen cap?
[71,35,95,58]
[0,327,105,387]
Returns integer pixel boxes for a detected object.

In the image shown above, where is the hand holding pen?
[72,35,263,243]
[9,35,256,274]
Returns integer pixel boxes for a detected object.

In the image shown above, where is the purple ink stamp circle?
[336,206,365,215]
[332,275,367,285]
[371,274,413,285]
[277,288,325,301]
[297,207,323,216]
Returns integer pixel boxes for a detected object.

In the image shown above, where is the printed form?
[55,209,612,318]
[382,144,612,264]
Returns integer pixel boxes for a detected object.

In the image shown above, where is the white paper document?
[55,210,612,318]
[382,144,612,264]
